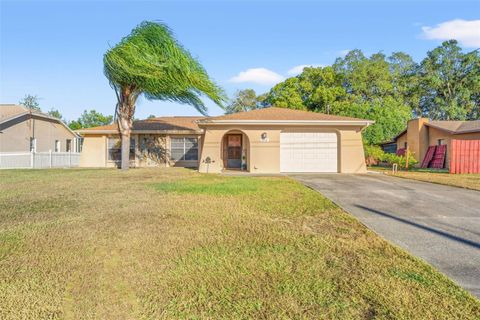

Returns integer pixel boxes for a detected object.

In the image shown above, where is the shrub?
[383,150,418,169]
[364,145,385,166]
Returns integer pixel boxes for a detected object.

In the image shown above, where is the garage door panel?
[280,132,338,173]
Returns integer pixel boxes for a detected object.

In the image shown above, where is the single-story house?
[380,118,480,169]
[0,104,80,153]
[77,107,373,173]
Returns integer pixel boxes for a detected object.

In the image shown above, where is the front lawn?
[369,166,480,191]
[0,168,479,319]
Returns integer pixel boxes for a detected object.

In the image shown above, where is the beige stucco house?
[0,104,79,153]
[381,118,480,169]
[77,107,373,173]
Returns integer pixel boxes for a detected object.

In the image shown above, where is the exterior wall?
[198,125,367,174]
[0,115,77,153]
[406,118,429,162]
[79,135,107,167]
[79,133,202,168]
[338,129,367,173]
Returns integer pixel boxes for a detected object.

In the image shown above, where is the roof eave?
[197,120,374,126]
[1,111,79,137]
[77,129,203,135]
[424,123,457,134]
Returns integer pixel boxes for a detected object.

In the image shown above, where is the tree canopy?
[104,21,226,116]
[260,40,479,145]
[103,21,225,169]
[68,110,113,130]
[226,89,266,114]
[19,94,41,111]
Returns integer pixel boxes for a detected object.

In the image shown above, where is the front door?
[227,134,242,169]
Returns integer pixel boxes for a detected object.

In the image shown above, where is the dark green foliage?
[263,42,480,144]
[418,40,480,120]
[68,110,113,130]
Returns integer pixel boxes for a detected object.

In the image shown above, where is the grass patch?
[154,176,263,195]
[369,166,480,191]
[0,168,478,319]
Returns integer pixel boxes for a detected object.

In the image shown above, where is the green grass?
[369,166,480,191]
[0,168,479,319]
[154,176,264,195]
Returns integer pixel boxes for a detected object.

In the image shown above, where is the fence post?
[31,151,34,168]
[69,150,72,167]
[49,150,52,168]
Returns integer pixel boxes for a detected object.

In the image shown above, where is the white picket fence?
[0,152,81,169]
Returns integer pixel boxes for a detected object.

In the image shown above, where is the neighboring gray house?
[0,104,80,153]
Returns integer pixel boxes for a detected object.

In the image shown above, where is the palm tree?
[104,21,225,170]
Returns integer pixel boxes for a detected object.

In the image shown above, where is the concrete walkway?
[291,173,480,298]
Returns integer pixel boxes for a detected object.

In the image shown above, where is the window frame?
[54,140,61,152]
[66,139,72,152]
[438,139,445,146]
[107,137,136,162]
[170,136,199,162]
[30,138,36,152]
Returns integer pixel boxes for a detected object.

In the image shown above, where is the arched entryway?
[221,130,250,171]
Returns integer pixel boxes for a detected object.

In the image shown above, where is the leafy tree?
[226,89,264,114]
[418,40,480,120]
[19,94,41,111]
[264,51,413,144]
[147,114,156,119]
[68,110,113,130]
[104,21,225,169]
[264,78,305,110]
[47,108,64,121]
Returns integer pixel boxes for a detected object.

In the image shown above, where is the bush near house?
[364,145,418,169]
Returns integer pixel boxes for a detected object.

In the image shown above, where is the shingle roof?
[0,104,78,136]
[80,116,205,133]
[199,107,371,122]
[0,104,29,120]
[426,120,480,134]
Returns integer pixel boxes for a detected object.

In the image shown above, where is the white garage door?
[280,132,338,173]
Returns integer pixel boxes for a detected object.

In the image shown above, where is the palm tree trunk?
[118,112,131,170]
[116,85,137,170]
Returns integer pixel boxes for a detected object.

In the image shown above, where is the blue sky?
[1,0,479,121]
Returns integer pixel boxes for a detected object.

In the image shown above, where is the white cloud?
[229,68,285,85]
[421,19,480,48]
[287,64,323,75]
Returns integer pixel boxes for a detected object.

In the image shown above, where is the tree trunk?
[116,85,137,170]
[119,116,131,170]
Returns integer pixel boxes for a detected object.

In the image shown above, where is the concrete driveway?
[291,173,480,298]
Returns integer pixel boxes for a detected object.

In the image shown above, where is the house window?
[66,139,72,152]
[30,138,36,152]
[404,142,408,149]
[77,137,84,152]
[107,137,135,161]
[438,139,446,145]
[170,137,198,161]
[55,140,60,152]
